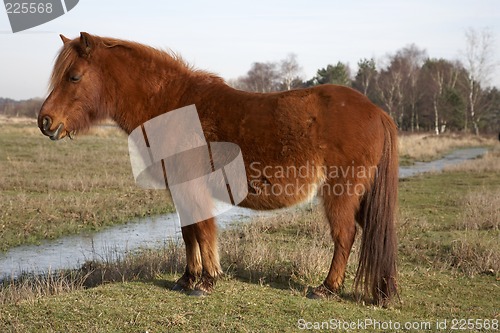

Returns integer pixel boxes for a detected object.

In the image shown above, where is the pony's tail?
[355,112,399,306]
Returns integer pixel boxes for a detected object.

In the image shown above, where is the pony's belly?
[239,160,327,210]
[238,177,323,211]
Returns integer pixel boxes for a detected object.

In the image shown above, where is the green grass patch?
[1,271,498,332]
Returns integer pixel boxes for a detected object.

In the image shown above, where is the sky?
[0,0,499,100]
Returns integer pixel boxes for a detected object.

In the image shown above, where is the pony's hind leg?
[309,188,359,299]
[173,224,202,291]
[191,217,223,296]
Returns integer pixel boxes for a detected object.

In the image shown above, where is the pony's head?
[38,32,106,140]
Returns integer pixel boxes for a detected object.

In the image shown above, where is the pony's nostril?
[42,116,52,131]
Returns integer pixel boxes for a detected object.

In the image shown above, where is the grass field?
[1,121,499,332]
[0,120,174,251]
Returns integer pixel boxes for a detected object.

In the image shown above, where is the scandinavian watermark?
[3,0,79,33]
[248,161,378,198]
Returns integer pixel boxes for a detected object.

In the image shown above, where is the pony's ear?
[79,32,94,56]
[59,34,71,44]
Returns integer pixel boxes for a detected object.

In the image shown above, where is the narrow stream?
[0,147,488,280]
[398,147,487,178]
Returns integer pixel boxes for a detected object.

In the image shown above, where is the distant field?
[0,121,499,331]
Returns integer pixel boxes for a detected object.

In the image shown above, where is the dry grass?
[447,186,500,276]
[0,115,37,125]
[79,240,185,288]
[0,123,173,250]
[398,133,497,162]
[448,236,499,277]
[457,189,500,231]
[0,270,86,306]
[220,207,337,290]
[0,241,184,305]
[399,166,500,278]
[400,214,499,278]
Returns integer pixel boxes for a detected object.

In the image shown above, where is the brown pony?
[38,32,398,305]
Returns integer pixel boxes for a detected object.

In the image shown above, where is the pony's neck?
[101,44,223,134]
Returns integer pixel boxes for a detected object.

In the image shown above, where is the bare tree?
[422,59,463,134]
[279,53,303,90]
[397,45,427,131]
[230,55,304,92]
[375,45,427,130]
[233,62,280,93]
[481,87,500,133]
[376,65,403,124]
[462,27,497,134]
[376,54,410,127]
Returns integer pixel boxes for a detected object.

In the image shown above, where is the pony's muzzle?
[40,116,64,140]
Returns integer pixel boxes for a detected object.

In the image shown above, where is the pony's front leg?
[191,217,222,296]
[172,224,202,291]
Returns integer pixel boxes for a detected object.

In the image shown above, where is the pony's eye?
[69,74,82,83]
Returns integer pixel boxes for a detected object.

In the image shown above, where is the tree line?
[230,28,499,135]
[2,29,498,134]
[0,97,43,118]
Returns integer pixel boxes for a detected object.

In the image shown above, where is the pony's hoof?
[173,271,197,292]
[308,284,340,300]
[171,283,185,292]
[192,273,215,296]
[307,291,324,300]
[190,289,208,297]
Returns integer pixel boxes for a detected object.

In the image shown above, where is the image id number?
[5,2,54,14]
